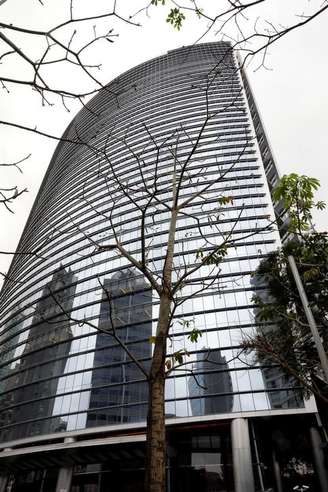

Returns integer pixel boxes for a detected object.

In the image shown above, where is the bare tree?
[140,0,328,69]
[0,156,29,214]
[0,2,139,106]
[0,1,140,280]
[1,0,326,204]
[1,41,321,491]
[1,0,327,137]
[35,60,284,492]
[1,1,327,490]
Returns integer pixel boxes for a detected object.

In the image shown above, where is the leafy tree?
[248,232,328,401]
[245,174,328,403]
[51,138,327,492]
[272,173,326,234]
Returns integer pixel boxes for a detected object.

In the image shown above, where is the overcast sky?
[1,0,328,280]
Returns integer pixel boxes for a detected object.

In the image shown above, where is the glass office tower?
[0,43,326,492]
[86,268,152,427]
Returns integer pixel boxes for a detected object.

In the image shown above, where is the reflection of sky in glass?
[52,297,99,429]
[0,45,304,443]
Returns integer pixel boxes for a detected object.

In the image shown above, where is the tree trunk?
[145,371,166,492]
[145,200,178,492]
[145,292,172,492]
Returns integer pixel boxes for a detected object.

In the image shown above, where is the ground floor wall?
[0,414,327,492]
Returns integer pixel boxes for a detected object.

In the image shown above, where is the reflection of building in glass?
[0,366,19,434]
[0,306,24,428]
[0,307,24,386]
[0,42,326,491]
[261,365,302,410]
[87,269,152,426]
[0,266,76,440]
[188,349,233,415]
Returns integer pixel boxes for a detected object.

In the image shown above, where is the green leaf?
[178,319,192,328]
[195,249,204,259]
[166,8,185,30]
[316,201,326,211]
[303,267,320,281]
[174,350,184,365]
[272,174,325,233]
[187,328,203,343]
[218,196,233,206]
[203,245,228,266]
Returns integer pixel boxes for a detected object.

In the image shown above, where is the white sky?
[1,0,328,280]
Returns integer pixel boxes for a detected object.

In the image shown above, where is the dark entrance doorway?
[168,424,234,492]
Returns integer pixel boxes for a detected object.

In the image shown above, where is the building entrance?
[70,426,234,492]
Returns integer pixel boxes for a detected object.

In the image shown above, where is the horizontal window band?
[0,386,303,434]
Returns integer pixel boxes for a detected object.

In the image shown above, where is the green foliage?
[165,348,190,371]
[178,318,193,329]
[195,249,204,259]
[218,196,233,206]
[203,251,226,265]
[166,8,185,30]
[302,266,320,282]
[316,200,326,210]
[164,323,202,372]
[173,349,184,365]
[151,1,186,30]
[273,173,326,233]
[251,295,276,322]
[178,319,202,342]
[187,327,203,343]
[195,244,228,265]
[151,0,205,30]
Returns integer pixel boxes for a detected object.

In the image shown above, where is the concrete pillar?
[65,438,75,444]
[231,418,255,492]
[272,450,283,492]
[0,475,7,492]
[310,426,328,492]
[55,467,73,492]
[1,446,12,491]
[55,437,76,492]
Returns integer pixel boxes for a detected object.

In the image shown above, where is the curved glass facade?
[0,42,303,445]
